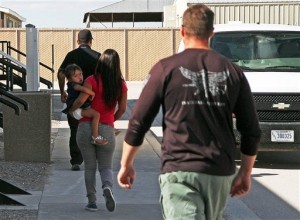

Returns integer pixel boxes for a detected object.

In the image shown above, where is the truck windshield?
[211,31,300,71]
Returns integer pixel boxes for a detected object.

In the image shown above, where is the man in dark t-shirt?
[118,4,261,220]
[57,29,100,171]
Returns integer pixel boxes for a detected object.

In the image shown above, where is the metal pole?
[25,24,40,91]
[51,44,54,92]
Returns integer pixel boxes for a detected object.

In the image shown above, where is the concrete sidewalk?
[38,119,163,220]
[36,81,164,219]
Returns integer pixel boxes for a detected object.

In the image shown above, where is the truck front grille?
[257,111,300,122]
[254,95,300,103]
[253,93,300,122]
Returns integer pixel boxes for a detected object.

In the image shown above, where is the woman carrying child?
[69,49,127,212]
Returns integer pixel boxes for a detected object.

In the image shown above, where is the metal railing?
[0,41,54,91]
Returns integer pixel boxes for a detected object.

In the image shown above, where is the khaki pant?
[159,171,234,220]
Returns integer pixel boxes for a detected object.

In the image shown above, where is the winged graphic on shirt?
[179,66,229,98]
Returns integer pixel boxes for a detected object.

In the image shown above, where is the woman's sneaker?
[103,187,116,212]
[85,202,98,212]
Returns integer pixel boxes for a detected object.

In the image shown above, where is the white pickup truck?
[180,23,300,150]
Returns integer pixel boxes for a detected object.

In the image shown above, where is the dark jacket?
[125,49,261,176]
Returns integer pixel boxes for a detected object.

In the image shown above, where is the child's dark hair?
[64,64,82,80]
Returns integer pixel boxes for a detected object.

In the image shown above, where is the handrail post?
[25,24,40,91]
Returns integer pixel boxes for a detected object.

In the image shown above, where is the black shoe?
[71,164,80,171]
[85,203,98,212]
[103,187,116,212]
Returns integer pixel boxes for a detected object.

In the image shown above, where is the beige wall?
[0,28,181,82]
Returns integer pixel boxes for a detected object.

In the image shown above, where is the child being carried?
[62,63,108,146]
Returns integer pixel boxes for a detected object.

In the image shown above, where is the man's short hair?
[78,29,93,43]
[182,4,214,39]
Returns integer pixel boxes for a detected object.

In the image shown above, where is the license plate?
[271,130,294,142]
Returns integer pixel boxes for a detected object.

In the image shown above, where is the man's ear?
[180,25,185,37]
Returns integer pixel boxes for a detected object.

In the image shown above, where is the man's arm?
[57,69,67,103]
[117,141,140,189]
[230,153,256,197]
[118,62,164,189]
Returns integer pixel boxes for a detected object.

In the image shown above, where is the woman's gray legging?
[76,122,115,203]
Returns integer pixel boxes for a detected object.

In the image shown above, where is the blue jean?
[76,122,115,203]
